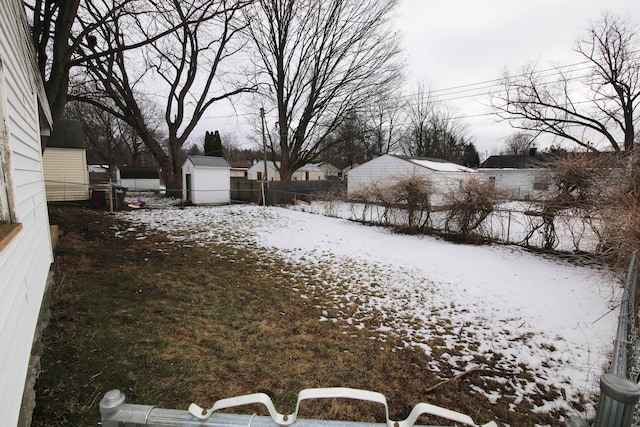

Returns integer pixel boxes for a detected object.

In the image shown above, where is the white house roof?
[298,163,323,172]
[187,155,230,168]
[386,155,476,173]
[409,158,476,173]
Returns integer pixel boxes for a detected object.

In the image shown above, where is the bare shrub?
[522,153,623,254]
[595,152,640,267]
[348,173,433,232]
[384,173,433,232]
[321,186,347,217]
[442,176,497,243]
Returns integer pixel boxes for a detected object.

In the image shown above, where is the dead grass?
[33,203,571,426]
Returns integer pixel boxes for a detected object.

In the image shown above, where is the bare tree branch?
[491,12,639,152]
[71,0,256,194]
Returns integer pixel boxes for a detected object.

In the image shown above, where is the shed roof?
[390,154,477,173]
[187,155,230,168]
[46,119,85,149]
[229,160,251,169]
[298,163,323,172]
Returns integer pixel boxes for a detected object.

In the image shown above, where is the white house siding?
[479,168,550,200]
[347,155,482,204]
[293,164,325,181]
[348,155,417,196]
[43,147,90,201]
[317,162,341,178]
[247,160,280,181]
[182,157,230,205]
[230,168,247,178]
[0,0,53,425]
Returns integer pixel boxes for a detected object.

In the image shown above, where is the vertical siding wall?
[0,0,53,425]
[347,155,425,197]
[347,155,482,204]
[192,167,230,204]
[43,147,90,201]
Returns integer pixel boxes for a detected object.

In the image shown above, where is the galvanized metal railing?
[611,252,639,378]
[99,388,498,427]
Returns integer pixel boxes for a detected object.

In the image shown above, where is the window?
[488,176,496,190]
[533,174,550,191]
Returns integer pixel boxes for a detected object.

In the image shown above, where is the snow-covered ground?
[116,200,621,421]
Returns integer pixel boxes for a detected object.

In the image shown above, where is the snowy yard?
[117,201,621,421]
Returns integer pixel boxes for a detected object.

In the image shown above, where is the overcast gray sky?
[395,0,640,157]
[195,1,640,159]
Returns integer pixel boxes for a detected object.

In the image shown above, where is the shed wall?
[0,0,53,425]
[347,155,428,197]
[42,147,90,201]
[347,155,482,202]
[120,178,161,191]
[182,160,230,204]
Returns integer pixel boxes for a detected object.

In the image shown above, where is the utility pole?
[260,108,269,206]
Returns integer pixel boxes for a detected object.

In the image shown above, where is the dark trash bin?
[111,185,128,209]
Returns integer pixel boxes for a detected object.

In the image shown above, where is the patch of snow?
[115,203,620,420]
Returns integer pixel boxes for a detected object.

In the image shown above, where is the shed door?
[185,173,192,203]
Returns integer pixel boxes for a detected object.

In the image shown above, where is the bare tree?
[502,132,535,155]
[65,100,156,167]
[402,84,435,158]
[491,12,639,152]
[245,0,403,184]
[360,90,407,159]
[319,109,368,168]
[71,0,256,194]
[402,84,470,163]
[26,0,193,124]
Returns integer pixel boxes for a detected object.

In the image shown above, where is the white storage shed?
[182,156,230,205]
[347,154,481,203]
[0,0,54,424]
[42,119,90,201]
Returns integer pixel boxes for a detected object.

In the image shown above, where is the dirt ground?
[31,202,575,426]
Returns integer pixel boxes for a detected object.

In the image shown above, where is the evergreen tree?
[204,130,225,157]
[212,131,224,158]
[462,142,480,168]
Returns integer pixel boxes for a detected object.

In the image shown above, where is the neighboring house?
[0,0,54,425]
[342,162,360,180]
[293,163,325,181]
[479,148,554,200]
[182,155,230,205]
[117,166,162,191]
[42,119,90,201]
[316,161,342,179]
[247,161,326,181]
[247,160,280,181]
[347,154,480,202]
[88,164,111,185]
[229,160,250,178]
